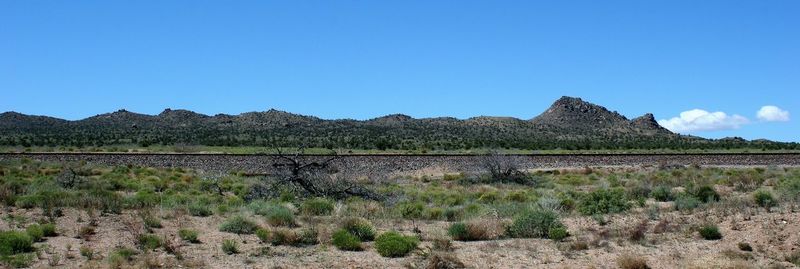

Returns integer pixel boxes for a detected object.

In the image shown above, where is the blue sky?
[1,1,798,142]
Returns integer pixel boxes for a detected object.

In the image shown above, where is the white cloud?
[658,109,749,133]
[756,105,790,122]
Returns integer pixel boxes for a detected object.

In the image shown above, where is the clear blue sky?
[2,1,798,142]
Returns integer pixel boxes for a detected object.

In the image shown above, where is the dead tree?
[250,146,382,201]
[480,150,529,184]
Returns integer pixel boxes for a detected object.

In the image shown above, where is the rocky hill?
[0,96,794,150]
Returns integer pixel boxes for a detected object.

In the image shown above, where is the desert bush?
[738,242,753,252]
[753,190,777,209]
[41,223,57,237]
[219,216,258,234]
[698,224,722,240]
[692,185,720,203]
[0,231,34,255]
[447,219,502,241]
[255,228,270,243]
[507,210,565,239]
[650,186,673,202]
[426,252,466,269]
[25,224,44,242]
[270,228,298,246]
[297,228,319,246]
[332,229,363,251]
[222,239,239,255]
[341,217,375,241]
[79,246,93,259]
[300,197,334,216]
[188,202,213,217]
[137,234,163,250]
[616,254,650,269]
[548,226,569,241]
[178,229,199,243]
[578,188,630,215]
[265,205,295,227]
[777,175,800,202]
[375,231,419,258]
[674,194,701,211]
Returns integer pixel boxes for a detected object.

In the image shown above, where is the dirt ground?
[3,201,798,269]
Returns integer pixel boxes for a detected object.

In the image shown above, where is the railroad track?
[3,152,799,177]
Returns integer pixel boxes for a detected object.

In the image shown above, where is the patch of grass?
[507,210,565,239]
[787,250,800,266]
[300,197,334,216]
[178,229,199,243]
[341,217,375,241]
[141,214,162,229]
[698,224,722,240]
[219,215,259,234]
[578,188,630,215]
[264,206,295,227]
[222,239,239,255]
[332,229,363,251]
[137,234,163,250]
[255,228,270,243]
[616,254,650,269]
[79,246,94,259]
[0,253,36,268]
[375,231,419,258]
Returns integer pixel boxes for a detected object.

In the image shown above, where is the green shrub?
[698,225,722,240]
[578,188,630,215]
[375,231,419,258]
[137,234,163,250]
[0,231,34,255]
[753,190,777,209]
[300,197,334,216]
[178,229,199,243]
[188,202,213,217]
[25,224,44,242]
[41,223,57,237]
[650,186,673,202]
[332,229,362,251]
[341,217,375,241]
[674,194,701,211]
[548,226,570,241]
[693,185,720,203]
[447,222,469,241]
[0,253,36,268]
[507,210,565,238]
[219,216,258,234]
[255,228,270,243]
[265,206,295,227]
[222,239,239,255]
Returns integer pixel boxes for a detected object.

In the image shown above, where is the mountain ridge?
[0,96,795,150]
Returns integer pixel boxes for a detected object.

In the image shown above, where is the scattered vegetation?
[219,216,259,234]
[179,229,200,243]
[507,210,566,239]
[332,229,363,251]
[222,239,239,255]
